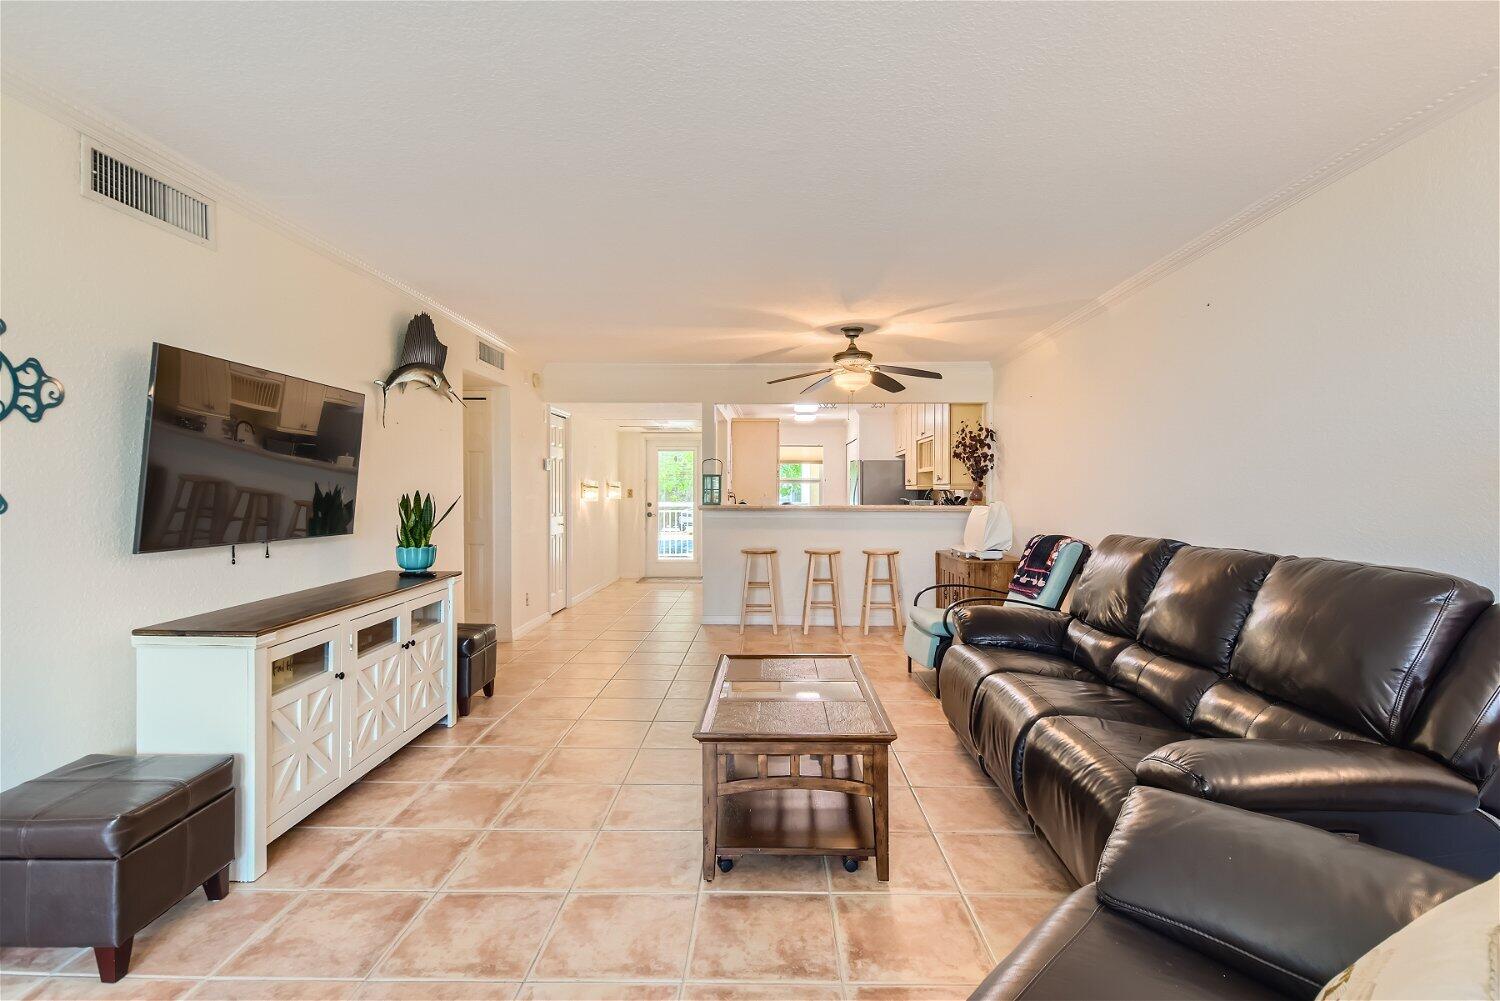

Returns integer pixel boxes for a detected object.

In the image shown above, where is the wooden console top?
[133,570,461,638]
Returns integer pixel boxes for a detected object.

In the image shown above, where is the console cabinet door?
[404,595,450,727]
[267,627,343,822]
[346,605,406,769]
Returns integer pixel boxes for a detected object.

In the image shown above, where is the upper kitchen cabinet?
[893,403,987,490]
[278,378,327,435]
[175,351,232,418]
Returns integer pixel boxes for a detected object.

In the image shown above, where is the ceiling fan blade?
[870,371,907,393]
[766,369,834,385]
[874,365,943,380]
[799,374,836,394]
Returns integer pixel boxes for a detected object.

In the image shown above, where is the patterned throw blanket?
[1008,534,1090,601]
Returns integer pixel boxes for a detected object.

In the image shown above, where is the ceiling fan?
[765,326,943,394]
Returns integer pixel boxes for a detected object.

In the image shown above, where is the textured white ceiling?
[4,2,1495,364]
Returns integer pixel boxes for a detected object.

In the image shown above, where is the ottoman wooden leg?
[203,864,230,901]
[95,940,132,983]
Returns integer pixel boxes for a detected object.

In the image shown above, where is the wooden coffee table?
[694,653,897,881]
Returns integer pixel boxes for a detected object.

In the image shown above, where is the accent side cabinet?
[132,571,460,882]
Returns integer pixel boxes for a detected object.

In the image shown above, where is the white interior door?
[547,411,568,612]
[646,436,701,577]
[462,395,493,624]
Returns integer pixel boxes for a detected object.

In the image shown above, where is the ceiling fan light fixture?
[832,369,872,391]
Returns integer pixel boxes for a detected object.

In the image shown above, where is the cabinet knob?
[335,671,346,680]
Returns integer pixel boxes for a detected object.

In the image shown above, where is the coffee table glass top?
[696,655,896,740]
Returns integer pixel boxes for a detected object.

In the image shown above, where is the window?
[779,444,824,505]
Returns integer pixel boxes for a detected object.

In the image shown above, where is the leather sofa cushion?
[1408,604,1499,787]
[1021,716,1187,885]
[939,645,1095,755]
[1096,787,1475,998]
[457,622,497,656]
[1106,645,1223,727]
[1069,535,1185,637]
[975,675,1176,807]
[0,755,234,860]
[968,886,1284,1001]
[1190,679,1368,741]
[1065,618,1133,675]
[1229,558,1492,744]
[1135,546,1279,670]
[1136,739,1480,814]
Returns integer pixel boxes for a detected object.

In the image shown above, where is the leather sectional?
[970,787,1477,1000]
[941,534,1499,884]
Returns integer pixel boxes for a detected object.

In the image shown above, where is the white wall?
[0,93,523,785]
[566,415,621,601]
[854,406,899,460]
[993,95,1499,591]
[777,418,850,505]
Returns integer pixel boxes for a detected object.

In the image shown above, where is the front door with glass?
[646,437,700,577]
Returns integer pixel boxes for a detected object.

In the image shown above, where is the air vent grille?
[83,142,212,243]
[477,341,506,370]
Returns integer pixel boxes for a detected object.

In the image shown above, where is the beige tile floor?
[2,580,1071,1001]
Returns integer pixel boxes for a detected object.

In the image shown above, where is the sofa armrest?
[1137,739,1479,813]
[1095,787,1474,997]
[950,604,1072,654]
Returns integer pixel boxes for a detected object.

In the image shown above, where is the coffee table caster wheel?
[717,857,734,873]
[842,856,859,873]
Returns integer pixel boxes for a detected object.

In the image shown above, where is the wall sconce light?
[580,479,601,502]
[606,481,622,500]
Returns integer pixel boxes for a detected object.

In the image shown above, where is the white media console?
[133,570,460,882]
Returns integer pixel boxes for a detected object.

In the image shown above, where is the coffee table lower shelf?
[715,788,876,863]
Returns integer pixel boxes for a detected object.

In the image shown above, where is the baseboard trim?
[567,579,614,605]
[509,611,551,641]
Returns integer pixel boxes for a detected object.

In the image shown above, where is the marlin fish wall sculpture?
[375,312,464,426]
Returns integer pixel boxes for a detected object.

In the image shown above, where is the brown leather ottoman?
[0,754,236,982]
[456,622,497,716]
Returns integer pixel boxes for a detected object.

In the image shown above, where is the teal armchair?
[905,538,1089,691]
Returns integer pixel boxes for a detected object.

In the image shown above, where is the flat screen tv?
[133,343,365,554]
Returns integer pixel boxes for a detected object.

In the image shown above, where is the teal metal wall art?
[0,318,67,513]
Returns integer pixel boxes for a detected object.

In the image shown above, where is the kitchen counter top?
[703,504,970,513]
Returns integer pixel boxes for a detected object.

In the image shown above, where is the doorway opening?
[547,408,569,613]
[645,435,701,577]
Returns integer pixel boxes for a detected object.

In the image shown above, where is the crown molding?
[1,67,517,355]
[999,68,1499,366]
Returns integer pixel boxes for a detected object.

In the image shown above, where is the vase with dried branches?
[951,422,996,505]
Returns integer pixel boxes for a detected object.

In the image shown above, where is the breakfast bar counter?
[701,505,970,628]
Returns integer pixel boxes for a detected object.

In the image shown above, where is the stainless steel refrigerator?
[848,459,907,504]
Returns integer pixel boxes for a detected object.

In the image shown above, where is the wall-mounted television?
[132,344,365,554]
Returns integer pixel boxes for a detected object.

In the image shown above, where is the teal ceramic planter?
[396,545,437,573]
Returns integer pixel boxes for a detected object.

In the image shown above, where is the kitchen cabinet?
[278,380,326,435]
[729,419,780,505]
[177,352,232,418]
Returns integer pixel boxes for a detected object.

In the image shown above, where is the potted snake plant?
[396,491,459,576]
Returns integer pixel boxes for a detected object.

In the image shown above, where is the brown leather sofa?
[942,534,1498,883]
[970,787,1475,1000]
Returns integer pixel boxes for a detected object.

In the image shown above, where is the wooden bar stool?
[740,548,781,634]
[860,549,905,635]
[800,548,844,634]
